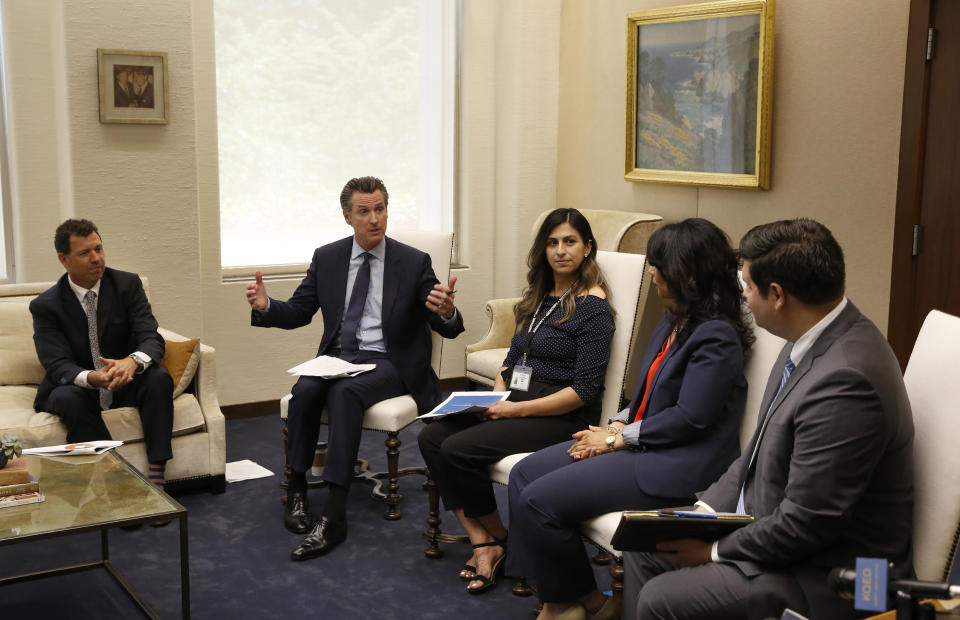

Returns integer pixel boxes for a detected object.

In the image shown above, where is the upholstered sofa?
[0,280,226,493]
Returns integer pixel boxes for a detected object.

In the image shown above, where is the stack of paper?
[23,440,124,456]
[419,392,511,418]
[287,355,376,378]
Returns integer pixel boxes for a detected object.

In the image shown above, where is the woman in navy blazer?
[505,218,753,620]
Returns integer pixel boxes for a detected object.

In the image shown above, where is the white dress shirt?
[67,277,152,388]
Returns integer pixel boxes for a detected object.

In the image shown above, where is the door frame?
[887,0,934,369]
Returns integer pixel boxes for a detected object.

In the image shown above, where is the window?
[0,13,11,283]
[214,0,458,270]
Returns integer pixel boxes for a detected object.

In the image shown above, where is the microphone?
[829,567,960,600]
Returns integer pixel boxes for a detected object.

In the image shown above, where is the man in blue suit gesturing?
[246,176,464,561]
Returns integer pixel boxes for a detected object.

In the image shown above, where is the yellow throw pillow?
[161,338,201,398]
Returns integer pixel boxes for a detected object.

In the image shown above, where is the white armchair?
[278,231,454,520]
[904,310,960,583]
[424,250,652,557]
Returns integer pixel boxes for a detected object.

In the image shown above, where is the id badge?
[510,366,533,392]
[510,365,533,391]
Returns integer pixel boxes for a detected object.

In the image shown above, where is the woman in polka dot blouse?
[506,218,754,620]
[419,208,616,595]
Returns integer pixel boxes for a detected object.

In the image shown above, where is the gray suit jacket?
[700,302,914,617]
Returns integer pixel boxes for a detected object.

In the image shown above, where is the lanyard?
[521,281,577,365]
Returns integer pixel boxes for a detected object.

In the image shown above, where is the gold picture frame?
[625,0,774,189]
[97,49,169,124]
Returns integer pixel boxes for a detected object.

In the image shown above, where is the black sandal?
[459,557,478,581]
[466,536,507,594]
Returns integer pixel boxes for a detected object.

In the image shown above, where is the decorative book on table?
[0,491,45,508]
[611,510,755,552]
[0,475,40,498]
[0,457,30,485]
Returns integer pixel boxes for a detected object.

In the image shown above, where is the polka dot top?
[502,294,616,420]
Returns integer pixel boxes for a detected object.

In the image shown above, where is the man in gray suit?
[623,219,914,620]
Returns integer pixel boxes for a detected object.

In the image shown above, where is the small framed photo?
[97,49,169,124]
[625,0,775,189]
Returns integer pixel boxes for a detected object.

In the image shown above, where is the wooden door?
[888,0,960,368]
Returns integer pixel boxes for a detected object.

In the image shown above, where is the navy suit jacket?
[623,314,747,499]
[30,268,165,411]
[252,236,464,411]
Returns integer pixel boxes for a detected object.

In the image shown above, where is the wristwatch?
[128,354,146,373]
[605,433,617,452]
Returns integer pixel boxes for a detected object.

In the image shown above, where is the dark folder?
[611,510,755,552]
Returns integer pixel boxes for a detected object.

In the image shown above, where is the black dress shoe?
[283,490,312,534]
[290,517,347,561]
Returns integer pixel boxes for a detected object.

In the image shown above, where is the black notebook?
[611,510,755,552]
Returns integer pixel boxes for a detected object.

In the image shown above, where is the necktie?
[736,356,795,515]
[339,253,372,361]
[83,290,112,410]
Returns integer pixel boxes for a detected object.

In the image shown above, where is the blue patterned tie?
[339,253,371,362]
[736,356,795,515]
[83,291,112,410]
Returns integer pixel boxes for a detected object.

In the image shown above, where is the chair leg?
[592,545,613,565]
[382,431,403,521]
[423,469,444,558]
[610,556,624,612]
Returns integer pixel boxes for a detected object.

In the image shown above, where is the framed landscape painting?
[625,0,774,189]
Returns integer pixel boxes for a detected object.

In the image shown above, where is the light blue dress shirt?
[344,238,387,352]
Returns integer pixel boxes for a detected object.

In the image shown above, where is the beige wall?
[558,0,910,330]
[2,0,202,339]
[2,0,564,405]
[1,0,910,405]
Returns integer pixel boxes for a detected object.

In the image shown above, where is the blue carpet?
[1,415,614,619]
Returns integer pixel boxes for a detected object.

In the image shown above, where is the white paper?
[225,459,275,483]
[287,355,376,378]
[418,391,511,418]
[22,440,123,456]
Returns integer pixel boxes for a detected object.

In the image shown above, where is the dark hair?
[647,218,753,352]
[339,176,389,214]
[739,218,845,305]
[55,219,101,255]
[514,208,612,329]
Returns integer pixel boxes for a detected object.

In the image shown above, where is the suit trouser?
[46,364,174,463]
[417,414,584,518]
[506,440,691,602]
[623,551,817,620]
[286,352,404,487]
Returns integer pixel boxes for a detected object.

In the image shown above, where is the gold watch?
[604,433,617,452]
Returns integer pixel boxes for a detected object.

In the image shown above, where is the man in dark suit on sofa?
[246,176,464,561]
[623,218,914,620]
[30,218,174,488]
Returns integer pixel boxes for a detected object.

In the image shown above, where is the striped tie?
[736,356,795,515]
[83,290,112,410]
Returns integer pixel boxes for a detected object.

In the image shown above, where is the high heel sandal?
[466,535,507,594]
[459,553,478,581]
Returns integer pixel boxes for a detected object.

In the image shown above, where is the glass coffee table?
[0,451,189,619]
